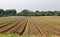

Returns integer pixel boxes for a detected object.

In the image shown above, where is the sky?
[0,0,60,12]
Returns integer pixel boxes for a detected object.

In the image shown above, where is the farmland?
[0,16,60,37]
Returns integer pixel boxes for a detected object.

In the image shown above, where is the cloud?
[0,0,60,12]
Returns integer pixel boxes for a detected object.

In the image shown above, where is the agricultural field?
[0,16,60,37]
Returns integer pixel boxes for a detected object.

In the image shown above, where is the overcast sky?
[0,0,60,12]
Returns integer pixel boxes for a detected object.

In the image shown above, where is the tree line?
[0,9,60,17]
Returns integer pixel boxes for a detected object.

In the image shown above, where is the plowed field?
[0,16,60,37]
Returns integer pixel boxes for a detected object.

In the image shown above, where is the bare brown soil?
[0,17,60,37]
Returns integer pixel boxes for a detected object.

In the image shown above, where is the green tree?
[20,9,31,16]
[35,10,41,16]
[45,11,54,16]
[0,9,5,17]
[5,9,17,16]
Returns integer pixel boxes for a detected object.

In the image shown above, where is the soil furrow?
[0,19,18,28]
[0,19,21,33]
[17,19,28,35]
[1,18,25,34]
[29,18,43,35]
